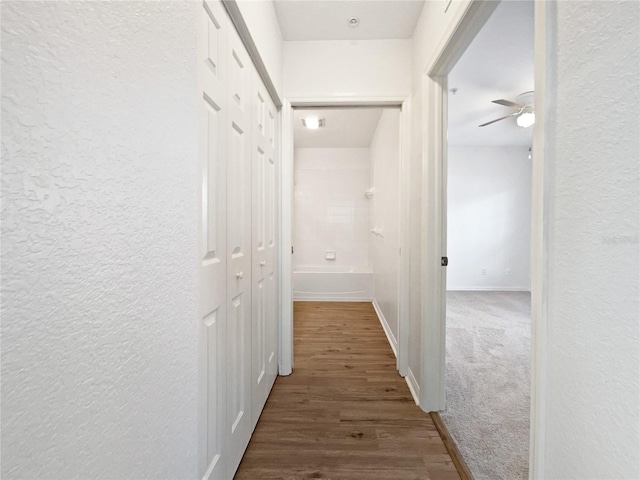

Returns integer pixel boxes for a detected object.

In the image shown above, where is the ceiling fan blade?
[492,99,523,109]
[478,113,516,127]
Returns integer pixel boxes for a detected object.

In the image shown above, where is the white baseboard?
[406,367,420,406]
[447,286,531,292]
[372,299,398,358]
[293,297,372,302]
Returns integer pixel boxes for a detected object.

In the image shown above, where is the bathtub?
[293,266,372,301]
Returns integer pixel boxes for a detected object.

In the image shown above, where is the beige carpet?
[442,291,531,480]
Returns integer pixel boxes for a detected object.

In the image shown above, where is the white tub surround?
[293,147,371,270]
[293,266,372,301]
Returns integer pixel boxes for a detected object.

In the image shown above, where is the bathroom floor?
[235,301,460,480]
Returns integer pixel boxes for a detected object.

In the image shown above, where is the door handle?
[260,261,266,267]
[236,271,244,279]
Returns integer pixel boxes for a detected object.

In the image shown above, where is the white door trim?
[419,73,448,411]
[287,95,408,108]
[418,0,500,413]
[278,99,294,376]
[279,95,410,376]
[528,1,554,477]
[397,101,411,377]
[419,0,548,478]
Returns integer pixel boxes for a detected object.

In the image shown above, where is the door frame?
[279,95,411,377]
[420,0,549,477]
[418,0,500,414]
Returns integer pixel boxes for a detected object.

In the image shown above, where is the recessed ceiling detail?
[274,1,425,41]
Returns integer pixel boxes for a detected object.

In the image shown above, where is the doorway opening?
[441,1,534,478]
[280,100,411,383]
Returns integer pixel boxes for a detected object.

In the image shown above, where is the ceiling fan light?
[517,112,535,128]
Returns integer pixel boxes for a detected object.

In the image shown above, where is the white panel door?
[198,1,228,478]
[250,68,279,428]
[225,22,253,478]
[199,2,280,477]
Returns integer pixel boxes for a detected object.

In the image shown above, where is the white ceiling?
[273,0,425,41]
[448,0,534,147]
[294,108,384,148]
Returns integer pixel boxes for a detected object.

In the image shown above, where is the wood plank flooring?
[235,302,460,480]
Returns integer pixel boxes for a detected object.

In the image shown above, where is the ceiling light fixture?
[302,117,325,129]
[516,112,535,128]
[348,16,359,27]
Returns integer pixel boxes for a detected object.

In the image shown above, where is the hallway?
[235,302,460,480]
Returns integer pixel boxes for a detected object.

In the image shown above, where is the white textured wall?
[410,0,640,472]
[283,40,412,98]
[235,0,283,93]
[293,148,371,269]
[542,1,639,478]
[447,147,531,291]
[370,110,401,346]
[1,2,199,478]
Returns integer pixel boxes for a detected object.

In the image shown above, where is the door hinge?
[441,256,448,266]
[291,246,294,255]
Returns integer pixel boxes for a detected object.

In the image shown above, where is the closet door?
[251,69,279,428]
[199,1,280,477]
[225,21,253,476]
[198,1,228,478]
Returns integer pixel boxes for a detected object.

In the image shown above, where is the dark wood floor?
[235,302,460,480]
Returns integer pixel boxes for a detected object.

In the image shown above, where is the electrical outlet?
[506,268,512,275]
[481,268,487,276]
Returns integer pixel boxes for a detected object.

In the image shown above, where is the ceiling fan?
[479,91,535,128]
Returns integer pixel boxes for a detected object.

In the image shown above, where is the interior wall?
[370,110,401,348]
[293,148,371,269]
[408,0,474,396]
[410,0,639,472]
[1,2,199,478]
[283,39,411,97]
[281,34,413,384]
[235,0,283,93]
[447,146,531,291]
[541,1,639,477]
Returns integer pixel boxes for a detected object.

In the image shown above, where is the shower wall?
[293,147,372,301]
[292,111,401,306]
[293,148,371,269]
[369,110,401,348]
